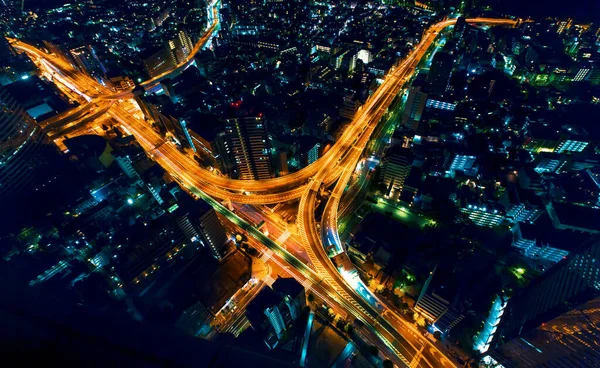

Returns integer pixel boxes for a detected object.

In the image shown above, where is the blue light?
[21,75,29,80]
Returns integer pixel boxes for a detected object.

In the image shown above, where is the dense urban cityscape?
[1,0,599,367]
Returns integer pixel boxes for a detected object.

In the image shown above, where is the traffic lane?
[232,204,310,265]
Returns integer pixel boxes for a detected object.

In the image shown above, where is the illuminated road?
[138,0,221,90]
[12,13,517,366]
[297,17,519,368]
[11,13,515,204]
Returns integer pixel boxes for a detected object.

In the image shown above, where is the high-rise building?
[0,37,16,64]
[0,37,27,86]
[115,216,188,286]
[401,85,427,131]
[339,94,362,120]
[170,30,194,64]
[0,86,46,200]
[306,143,320,165]
[573,65,591,82]
[415,265,465,334]
[246,278,305,349]
[556,19,573,34]
[427,51,454,95]
[224,116,273,180]
[70,45,108,79]
[448,154,477,176]
[275,149,288,176]
[453,17,467,40]
[382,146,413,198]
[487,236,600,367]
[175,199,229,260]
[142,45,177,78]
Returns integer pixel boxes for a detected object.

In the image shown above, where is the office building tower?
[171,30,194,64]
[415,266,465,334]
[556,139,589,153]
[306,143,320,165]
[401,85,427,131]
[272,277,306,320]
[573,65,591,82]
[70,45,108,79]
[0,36,16,64]
[296,137,321,169]
[142,45,177,78]
[196,203,228,258]
[224,116,273,180]
[427,51,454,95]
[425,98,456,111]
[556,19,573,34]
[448,154,477,176]
[487,236,600,367]
[176,199,228,260]
[0,86,46,200]
[453,17,467,40]
[246,278,305,349]
[115,216,188,287]
[382,146,413,198]
[275,149,288,176]
[112,152,138,179]
[339,94,361,120]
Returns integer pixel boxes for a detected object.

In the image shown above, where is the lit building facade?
[176,200,229,260]
[143,45,177,78]
[459,204,504,227]
[556,139,589,154]
[382,146,413,198]
[488,237,600,367]
[401,85,427,131]
[425,98,456,111]
[70,45,108,79]
[427,51,454,95]
[224,116,273,180]
[0,86,46,200]
[246,278,305,349]
[448,154,477,177]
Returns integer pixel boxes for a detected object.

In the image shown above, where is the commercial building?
[487,236,600,367]
[246,278,305,349]
[459,203,504,227]
[170,30,194,64]
[224,116,273,180]
[425,98,456,111]
[401,85,427,131]
[175,197,229,260]
[381,146,413,198]
[427,51,454,95]
[511,222,569,265]
[339,94,362,120]
[114,215,188,287]
[453,17,467,40]
[70,45,108,79]
[0,86,46,200]
[414,266,465,334]
[142,45,177,78]
[446,154,478,178]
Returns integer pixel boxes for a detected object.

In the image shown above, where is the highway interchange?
[9,5,518,366]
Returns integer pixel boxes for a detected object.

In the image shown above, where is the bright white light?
[357,49,372,65]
